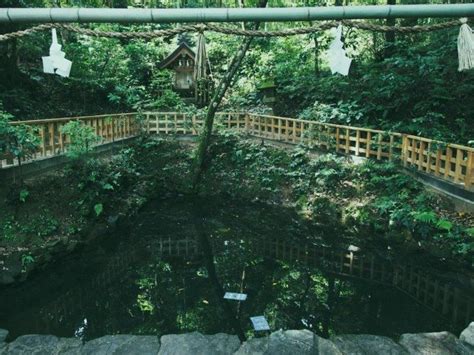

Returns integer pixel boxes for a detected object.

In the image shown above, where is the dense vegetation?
[1,1,474,144]
[1,133,472,279]
[0,1,473,339]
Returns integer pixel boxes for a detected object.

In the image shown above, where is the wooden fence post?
[444,146,452,179]
[401,134,408,167]
[465,150,474,190]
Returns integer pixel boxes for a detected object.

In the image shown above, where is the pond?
[0,197,471,342]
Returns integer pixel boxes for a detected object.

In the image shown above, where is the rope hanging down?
[0,19,462,42]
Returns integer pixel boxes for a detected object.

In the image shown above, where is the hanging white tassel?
[42,29,72,78]
[457,18,474,72]
[326,25,352,76]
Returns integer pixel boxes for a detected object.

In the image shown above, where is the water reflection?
[0,197,472,341]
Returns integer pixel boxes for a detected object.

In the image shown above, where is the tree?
[192,0,269,191]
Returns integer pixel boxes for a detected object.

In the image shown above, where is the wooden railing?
[3,111,473,191]
[145,111,473,191]
[1,113,138,168]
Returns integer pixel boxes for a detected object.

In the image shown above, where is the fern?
[436,219,453,232]
[412,211,437,224]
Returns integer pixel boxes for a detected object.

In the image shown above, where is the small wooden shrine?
[159,42,196,93]
[159,36,210,106]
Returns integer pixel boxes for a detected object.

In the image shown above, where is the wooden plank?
[48,122,55,155]
[444,146,452,180]
[402,135,408,167]
[245,114,250,133]
[465,151,474,189]
[389,135,394,161]
[418,141,425,171]
[435,148,442,176]
[454,148,464,183]
[345,129,350,154]
[300,122,304,143]
[366,131,371,158]
[58,123,65,152]
[355,130,360,156]
[411,137,418,166]
[377,133,383,160]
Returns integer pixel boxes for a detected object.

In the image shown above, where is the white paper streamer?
[42,29,72,78]
[327,25,352,76]
[458,18,474,71]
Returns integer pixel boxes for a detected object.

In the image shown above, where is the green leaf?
[19,189,29,203]
[466,228,474,237]
[436,219,453,231]
[102,183,114,190]
[94,203,104,217]
[413,211,436,224]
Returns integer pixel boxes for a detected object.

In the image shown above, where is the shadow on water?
[0,196,472,342]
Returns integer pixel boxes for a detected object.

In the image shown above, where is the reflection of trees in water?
[191,203,246,341]
[1,201,472,339]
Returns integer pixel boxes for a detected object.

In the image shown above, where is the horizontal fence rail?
[3,111,473,191]
[1,113,138,168]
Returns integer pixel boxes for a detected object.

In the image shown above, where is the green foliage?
[299,100,366,125]
[21,254,35,272]
[466,228,474,238]
[61,120,101,159]
[0,113,39,167]
[94,203,104,217]
[19,188,29,203]
[413,211,437,224]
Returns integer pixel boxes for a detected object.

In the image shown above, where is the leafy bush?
[0,111,39,177]
[61,120,101,159]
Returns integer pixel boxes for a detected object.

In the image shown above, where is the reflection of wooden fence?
[4,111,474,190]
[257,238,474,329]
[3,235,472,335]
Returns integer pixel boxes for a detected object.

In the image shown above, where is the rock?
[266,330,316,354]
[235,329,341,355]
[399,331,473,355]
[460,322,474,347]
[0,330,8,343]
[158,332,240,355]
[331,334,406,355]
[314,336,343,355]
[81,335,159,355]
[234,337,268,354]
[5,334,82,354]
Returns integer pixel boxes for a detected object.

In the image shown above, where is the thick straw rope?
[0,19,461,42]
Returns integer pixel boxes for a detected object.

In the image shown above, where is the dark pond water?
[0,197,471,342]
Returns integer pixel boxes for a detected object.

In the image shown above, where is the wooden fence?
[1,113,138,168]
[3,111,473,191]
[144,111,473,191]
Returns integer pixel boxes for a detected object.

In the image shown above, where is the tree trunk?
[384,0,396,58]
[192,0,268,191]
[313,35,320,75]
